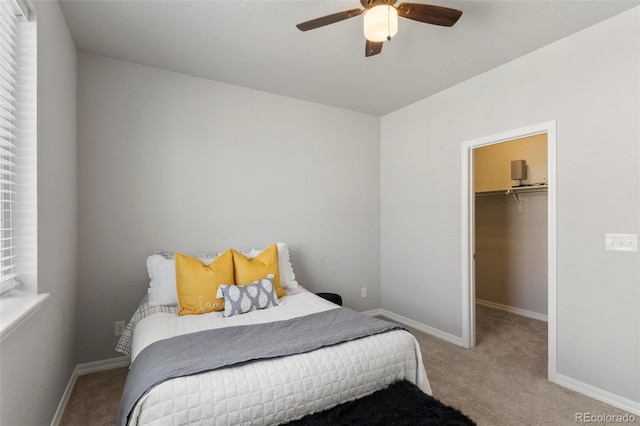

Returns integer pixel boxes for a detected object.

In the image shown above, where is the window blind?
[0,1,20,294]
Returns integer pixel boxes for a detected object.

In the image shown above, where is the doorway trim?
[461,120,557,381]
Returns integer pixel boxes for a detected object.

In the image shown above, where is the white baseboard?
[476,298,548,322]
[361,308,383,316]
[555,374,640,416]
[364,308,464,347]
[50,365,79,426]
[50,356,130,426]
[76,355,130,375]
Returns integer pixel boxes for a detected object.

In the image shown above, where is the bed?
[115,245,431,425]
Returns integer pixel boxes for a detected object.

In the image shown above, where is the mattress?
[127,290,431,425]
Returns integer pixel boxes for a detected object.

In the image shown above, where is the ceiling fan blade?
[365,40,383,57]
[296,9,363,31]
[396,3,462,27]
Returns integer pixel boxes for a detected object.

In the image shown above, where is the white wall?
[381,6,639,403]
[0,1,78,424]
[76,54,381,363]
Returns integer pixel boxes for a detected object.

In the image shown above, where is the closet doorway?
[461,121,557,382]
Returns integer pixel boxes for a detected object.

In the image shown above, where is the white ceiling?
[58,0,639,116]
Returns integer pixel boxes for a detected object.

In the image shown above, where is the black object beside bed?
[283,380,476,426]
[315,292,343,306]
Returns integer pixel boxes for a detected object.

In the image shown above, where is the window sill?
[0,289,50,342]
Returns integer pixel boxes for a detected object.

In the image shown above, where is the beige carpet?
[405,305,635,425]
[60,366,128,426]
[61,306,634,425]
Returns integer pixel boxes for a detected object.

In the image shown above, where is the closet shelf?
[475,184,548,197]
[475,184,547,212]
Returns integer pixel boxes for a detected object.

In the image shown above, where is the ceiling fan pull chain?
[387,6,391,41]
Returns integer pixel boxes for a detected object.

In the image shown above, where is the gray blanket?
[116,307,405,425]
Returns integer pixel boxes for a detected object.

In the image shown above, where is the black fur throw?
[283,380,476,426]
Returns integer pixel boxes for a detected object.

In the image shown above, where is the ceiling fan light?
[363,5,398,42]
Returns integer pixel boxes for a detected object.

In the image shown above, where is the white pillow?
[153,248,223,260]
[147,253,220,306]
[274,242,299,290]
[146,255,178,306]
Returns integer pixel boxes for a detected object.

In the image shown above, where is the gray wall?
[0,1,78,424]
[76,54,381,363]
[475,194,548,315]
[381,6,639,403]
[2,5,635,421]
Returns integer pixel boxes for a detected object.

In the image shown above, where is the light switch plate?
[605,234,638,252]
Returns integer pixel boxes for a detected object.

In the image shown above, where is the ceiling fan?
[296,0,462,57]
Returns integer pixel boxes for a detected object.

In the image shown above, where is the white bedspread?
[128,291,431,425]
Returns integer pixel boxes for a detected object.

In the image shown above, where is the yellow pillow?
[231,244,286,298]
[175,250,235,316]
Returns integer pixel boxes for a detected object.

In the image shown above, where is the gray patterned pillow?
[217,274,279,317]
